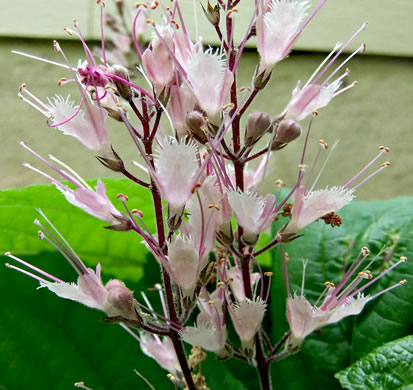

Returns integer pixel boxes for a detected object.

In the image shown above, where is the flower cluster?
[7,0,406,389]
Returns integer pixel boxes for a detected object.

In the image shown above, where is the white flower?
[187,48,233,125]
[229,298,267,350]
[140,334,182,377]
[285,79,342,121]
[154,137,198,212]
[48,95,111,156]
[228,189,275,244]
[257,0,309,76]
[284,186,355,235]
[167,235,200,297]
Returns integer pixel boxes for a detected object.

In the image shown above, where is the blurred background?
[1,0,412,199]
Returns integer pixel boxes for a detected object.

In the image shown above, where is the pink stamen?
[352,162,390,191]
[346,257,407,301]
[279,240,290,297]
[99,2,107,67]
[343,147,389,189]
[6,252,64,283]
[5,263,48,283]
[132,7,144,59]
[20,142,85,189]
[119,323,142,342]
[311,23,367,87]
[36,209,89,273]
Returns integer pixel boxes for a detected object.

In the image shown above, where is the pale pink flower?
[286,254,407,351]
[227,189,276,245]
[167,85,196,138]
[21,142,123,225]
[167,235,200,297]
[257,0,310,76]
[47,95,111,156]
[60,179,124,225]
[284,186,355,235]
[140,334,182,377]
[6,214,139,322]
[142,26,175,92]
[41,265,138,320]
[187,48,233,125]
[154,137,198,215]
[181,288,228,357]
[285,79,342,121]
[228,298,267,350]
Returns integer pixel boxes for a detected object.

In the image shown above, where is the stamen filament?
[5,263,48,283]
[343,148,388,189]
[5,252,64,283]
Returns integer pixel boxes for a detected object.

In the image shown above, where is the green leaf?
[335,335,413,389]
[0,179,155,282]
[269,197,413,390]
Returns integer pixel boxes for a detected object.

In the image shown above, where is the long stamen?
[119,323,142,342]
[346,257,407,301]
[322,44,365,88]
[300,259,308,296]
[36,209,88,272]
[97,1,107,67]
[23,162,68,188]
[20,85,50,112]
[37,230,83,276]
[304,139,328,189]
[333,81,358,97]
[343,146,389,188]
[309,139,339,192]
[5,252,64,283]
[18,93,50,117]
[369,280,407,300]
[311,22,367,87]
[304,42,343,88]
[48,155,92,190]
[20,142,84,189]
[279,237,290,297]
[5,262,48,283]
[352,162,390,191]
[313,282,333,308]
[12,50,74,70]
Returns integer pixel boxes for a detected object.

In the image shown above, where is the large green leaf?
[335,335,413,389]
[0,179,155,281]
[269,197,413,389]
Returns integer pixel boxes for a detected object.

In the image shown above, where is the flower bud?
[271,119,302,150]
[253,65,271,90]
[96,145,124,172]
[106,281,140,321]
[244,111,272,147]
[110,65,133,101]
[186,111,208,144]
[201,1,220,26]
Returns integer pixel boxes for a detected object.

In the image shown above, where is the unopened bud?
[253,65,271,90]
[271,119,302,150]
[244,111,272,147]
[107,282,140,321]
[96,145,124,172]
[201,1,220,26]
[186,111,208,144]
[110,65,133,100]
